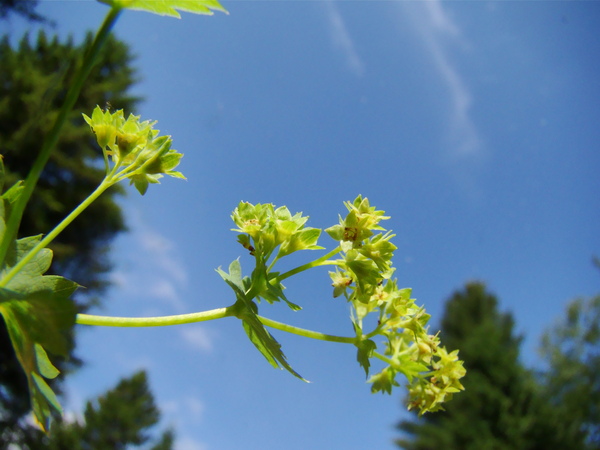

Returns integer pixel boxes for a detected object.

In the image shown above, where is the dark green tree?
[22,371,174,450]
[396,282,585,449]
[540,292,600,448]
[0,30,138,442]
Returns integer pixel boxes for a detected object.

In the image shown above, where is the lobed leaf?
[0,166,78,430]
[355,338,377,376]
[217,259,305,380]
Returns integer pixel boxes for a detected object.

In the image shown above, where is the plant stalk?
[0,178,113,287]
[0,7,122,266]
[76,308,358,345]
[77,306,235,327]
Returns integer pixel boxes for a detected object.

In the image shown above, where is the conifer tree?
[21,371,174,450]
[0,30,138,443]
[540,291,600,448]
[396,282,584,449]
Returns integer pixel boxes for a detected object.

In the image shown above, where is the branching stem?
[277,246,341,282]
[0,179,114,287]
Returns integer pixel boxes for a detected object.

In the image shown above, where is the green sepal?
[129,172,161,196]
[145,149,185,176]
[395,358,430,383]
[277,227,323,258]
[324,221,344,241]
[344,257,380,298]
[368,366,400,395]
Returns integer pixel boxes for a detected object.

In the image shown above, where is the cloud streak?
[110,209,189,312]
[161,395,208,450]
[404,1,482,159]
[180,326,214,353]
[324,1,365,77]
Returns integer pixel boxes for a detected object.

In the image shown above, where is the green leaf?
[240,309,306,381]
[0,159,25,264]
[217,259,305,380]
[216,258,246,296]
[99,0,228,18]
[31,372,62,425]
[35,343,60,379]
[0,231,78,431]
[356,338,377,376]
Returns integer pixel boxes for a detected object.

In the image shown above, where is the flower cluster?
[327,196,466,414]
[228,196,465,414]
[231,202,323,307]
[83,106,185,195]
[232,202,323,262]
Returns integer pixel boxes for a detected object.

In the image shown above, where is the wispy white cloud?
[180,326,214,353]
[110,209,189,311]
[163,395,205,420]
[138,227,188,285]
[400,1,486,198]
[177,436,208,450]
[161,395,208,449]
[324,1,365,77]
[403,1,483,160]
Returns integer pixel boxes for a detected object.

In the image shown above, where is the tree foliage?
[0,0,44,22]
[0,30,138,441]
[396,282,585,449]
[0,30,138,300]
[540,292,600,448]
[19,370,174,449]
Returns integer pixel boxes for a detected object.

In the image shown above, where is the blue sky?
[5,1,600,448]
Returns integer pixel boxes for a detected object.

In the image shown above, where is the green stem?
[76,307,357,345]
[257,315,357,344]
[0,6,122,266]
[0,178,114,287]
[77,306,235,327]
[372,351,393,366]
[277,246,341,282]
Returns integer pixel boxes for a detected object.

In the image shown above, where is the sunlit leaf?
[0,167,78,430]
[217,259,306,380]
[98,0,227,18]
